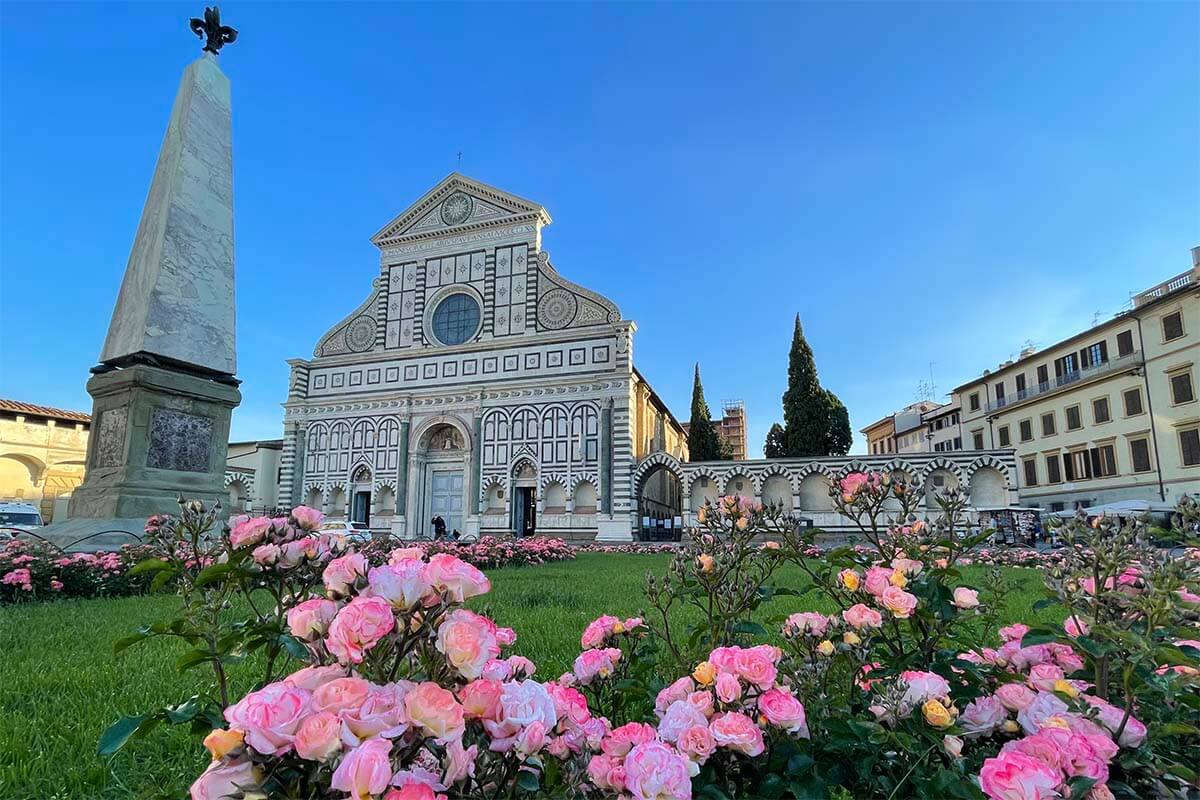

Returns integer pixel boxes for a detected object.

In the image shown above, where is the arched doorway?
[415,421,469,539]
[351,465,372,526]
[636,462,682,541]
[511,459,537,537]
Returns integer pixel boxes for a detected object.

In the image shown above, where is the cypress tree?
[821,389,853,456]
[687,363,724,462]
[764,423,787,458]
[782,315,827,457]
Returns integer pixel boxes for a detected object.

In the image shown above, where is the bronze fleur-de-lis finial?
[189,6,238,55]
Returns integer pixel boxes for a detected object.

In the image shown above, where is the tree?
[764,423,787,458]
[821,388,852,456]
[687,363,724,462]
[781,315,827,457]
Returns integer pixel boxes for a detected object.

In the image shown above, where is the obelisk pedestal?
[42,49,240,550]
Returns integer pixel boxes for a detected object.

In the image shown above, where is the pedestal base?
[45,363,240,550]
[595,516,634,542]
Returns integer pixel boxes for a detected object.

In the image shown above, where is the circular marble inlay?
[440,192,474,226]
[537,289,578,330]
[346,315,377,352]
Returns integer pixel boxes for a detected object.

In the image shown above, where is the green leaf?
[165,697,201,724]
[195,561,238,587]
[97,715,147,755]
[1020,627,1060,647]
[1031,598,1057,611]
[732,620,769,637]
[127,558,171,576]
[112,631,151,654]
[278,634,311,662]
[1155,722,1200,737]
[176,649,215,671]
[1066,776,1097,798]
[516,770,540,793]
[149,568,177,593]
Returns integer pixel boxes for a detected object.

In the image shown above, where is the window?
[1037,365,1049,387]
[1094,445,1117,477]
[1065,405,1082,431]
[1171,371,1195,404]
[972,430,984,450]
[1023,458,1038,487]
[1129,438,1151,473]
[1116,330,1134,357]
[998,426,1011,447]
[1064,450,1090,481]
[1092,397,1110,424]
[953,436,961,450]
[1046,454,1062,484]
[1019,419,1033,442]
[1181,428,1200,467]
[1015,374,1026,394]
[1082,341,1108,368]
[430,293,481,345]
[969,393,980,412]
[994,382,1006,407]
[1041,412,1056,436]
[1163,311,1184,342]
[1123,387,1144,416]
[1050,502,1065,513]
[1055,353,1079,382]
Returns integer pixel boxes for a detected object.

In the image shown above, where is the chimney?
[1191,246,1199,269]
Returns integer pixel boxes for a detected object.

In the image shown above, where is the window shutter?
[1099,341,1108,362]
[1088,448,1101,478]
[1063,455,1075,482]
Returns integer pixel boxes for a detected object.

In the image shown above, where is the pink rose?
[425,554,490,602]
[601,722,657,758]
[1063,616,1090,638]
[484,680,558,749]
[287,597,338,641]
[959,695,1008,737]
[999,623,1030,643]
[573,647,622,685]
[677,724,716,764]
[458,678,503,720]
[953,587,980,609]
[1017,692,1068,735]
[342,683,409,742]
[291,505,324,531]
[252,543,280,565]
[655,676,694,717]
[995,683,1037,712]
[979,750,1060,800]
[843,603,883,629]
[839,472,870,500]
[326,596,396,664]
[758,688,809,736]
[581,614,621,649]
[323,552,368,595]
[442,739,478,785]
[658,700,708,743]
[880,586,918,619]
[784,612,830,638]
[384,785,442,800]
[294,711,342,761]
[864,566,893,596]
[223,681,310,756]
[715,671,742,704]
[331,738,394,800]
[1027,664,1066,692]
[515,720,547,756]
[310,676,371,714]
[284,664,346,691]
[623,740,693,800]
[545,681,591,725]
[709,711,764,756]
[368,560,434,610]
[734,645,779,689]
[190,759,262,800]
[1083,696,1147,747]
[587,754,627,792]
[405,682,466,741]
[230,517,272,549]
[437,609,501,680]
[389,546,426,563]
[900,671,951,708]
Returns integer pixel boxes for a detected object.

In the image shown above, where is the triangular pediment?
[370,173,551,245]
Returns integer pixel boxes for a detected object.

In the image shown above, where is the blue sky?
[1,2,1197,455]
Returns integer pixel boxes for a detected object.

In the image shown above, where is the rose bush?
[360,535,575,570]
[0,537,157,601]
[119,479,1198,799]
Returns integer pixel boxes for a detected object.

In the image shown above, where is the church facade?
[279,175,686,541]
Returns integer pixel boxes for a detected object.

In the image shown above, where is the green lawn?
[0,554,1060,800]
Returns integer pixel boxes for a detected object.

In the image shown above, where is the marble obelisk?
[43,32,241,549]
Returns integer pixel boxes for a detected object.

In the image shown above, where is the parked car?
[318,519,372,544]
[0,501,44,540]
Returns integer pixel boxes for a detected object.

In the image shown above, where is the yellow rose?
[692,661,716,685]
[1053,679,1079,699]
[922,699,954,729]
[203,728,244,761]
[816,640,835,656]
[839,569,861,591]
[762,540,780,550]
[1041,715,1071,730]
[842,631,862,646]
[736,516,750,531]
[697,506,708,524]
[1001,720,1020,734]
[889,570,907,588]
[612,621,625,635]
[697,554,714,574]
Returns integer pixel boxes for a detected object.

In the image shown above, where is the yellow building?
[0,399,90,522]
[955,250,1200,510]
[861,414,896,455]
